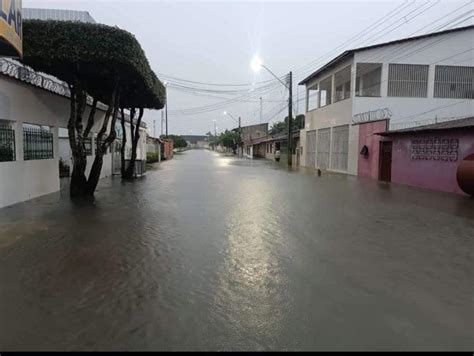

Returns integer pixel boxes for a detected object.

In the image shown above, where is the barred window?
[434,65,474,99]
[84,136,92,156]
[356,63,382,97]
[334,66,351,102]
[23,125,53,160]
[0,121,15,162]
[388,64,429,98]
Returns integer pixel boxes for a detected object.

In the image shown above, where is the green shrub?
[147,151,159,163]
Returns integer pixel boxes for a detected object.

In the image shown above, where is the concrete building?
[181,135,210,149]
[357,117,474,196]
[240,123,268,158]
[299,25,474,177]
[0,58,147,208]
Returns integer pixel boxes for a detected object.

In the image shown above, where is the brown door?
[379,141,392,182]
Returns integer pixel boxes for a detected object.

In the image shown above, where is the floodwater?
[0,150,473,351]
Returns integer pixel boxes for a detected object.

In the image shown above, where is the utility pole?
[287,71,293,167]
[238,116,242,157]
[161,110,164,136]
[153,119,156,137]
[165,91,168,137]
[259,97,263,123]
[214,120,217,151]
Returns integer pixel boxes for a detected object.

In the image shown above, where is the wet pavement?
[0,150,473,351]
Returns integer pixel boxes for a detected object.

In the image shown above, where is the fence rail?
[23,127,53,160]
[0,125,15,162]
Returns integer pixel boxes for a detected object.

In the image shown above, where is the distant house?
[181,135,209,149]
[240,123,268,158]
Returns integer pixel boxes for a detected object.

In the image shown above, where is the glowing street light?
[250,55,293,166]
[250,56,263,73]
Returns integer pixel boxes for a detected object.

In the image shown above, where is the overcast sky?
[23,0,473,135]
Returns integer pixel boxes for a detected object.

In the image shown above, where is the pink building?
[358,117,474,196]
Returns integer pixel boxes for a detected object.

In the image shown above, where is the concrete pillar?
[381,63,389,97]
[427,64,435,98]
[14,120,23,162]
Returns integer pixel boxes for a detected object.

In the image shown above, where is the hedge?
[22,20,165,109]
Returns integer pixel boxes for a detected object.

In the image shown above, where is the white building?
[299,25,474,175]
[0,58,147,208]
[0,8,148,208]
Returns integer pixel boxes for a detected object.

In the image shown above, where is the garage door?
[317,128,331,169]
[305,130,317,168]
[331,125,349,172]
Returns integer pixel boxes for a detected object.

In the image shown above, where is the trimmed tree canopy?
[22,20,165,109]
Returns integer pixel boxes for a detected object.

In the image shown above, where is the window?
[0,121,15,162]
[388,64,428,98]
[84,136,92,156]
[356,63,382,97]
[23,124,53,160]
[434,65,474,99]
[334,66,351,102]
[307,84,319,111]
[320,76,332,107]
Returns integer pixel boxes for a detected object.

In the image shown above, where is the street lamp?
[251,56,293,166]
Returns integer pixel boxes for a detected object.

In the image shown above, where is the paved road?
[0,150,473,351]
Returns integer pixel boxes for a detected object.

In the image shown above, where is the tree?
[22,20,165,195]
[167,135,188,149]
[218,130,241,154]
[269,114,305,135]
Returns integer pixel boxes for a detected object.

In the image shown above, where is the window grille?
[434,65,474,99]
[317,128,331,169]
[23,126,53,160]
[84,136,92,156]
[388,64,429,98]
[0,123,15,162]
[330,125,349,172]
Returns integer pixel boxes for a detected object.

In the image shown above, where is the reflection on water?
[0,150,473,351]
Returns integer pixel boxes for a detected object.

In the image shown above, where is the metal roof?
[299,25,474,85]
[379,117,474,136]
[23,8,96,23]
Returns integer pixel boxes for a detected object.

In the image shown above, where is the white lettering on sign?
[352,108,392,124]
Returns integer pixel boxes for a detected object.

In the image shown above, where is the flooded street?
[0,150,473,351]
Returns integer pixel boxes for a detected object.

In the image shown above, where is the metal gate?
[317,128,331,169]
[331,125,349,172]
[305,130,317,168]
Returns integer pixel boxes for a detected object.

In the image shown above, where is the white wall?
[353,28,474,129]
[300,57,359,175]
[300,28,474,174]
[0,75,134,208]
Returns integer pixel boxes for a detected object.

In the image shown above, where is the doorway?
[379,141,392,182]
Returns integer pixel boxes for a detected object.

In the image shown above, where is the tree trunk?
[68,81,89,198]
[122,108,143,180]
[120,108,127,177]
[86,84,120,195]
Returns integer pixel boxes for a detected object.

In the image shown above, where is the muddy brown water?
[0,150,473,351]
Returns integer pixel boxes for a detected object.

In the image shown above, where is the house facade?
[299,25,474,178]
[0,58,148,208]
